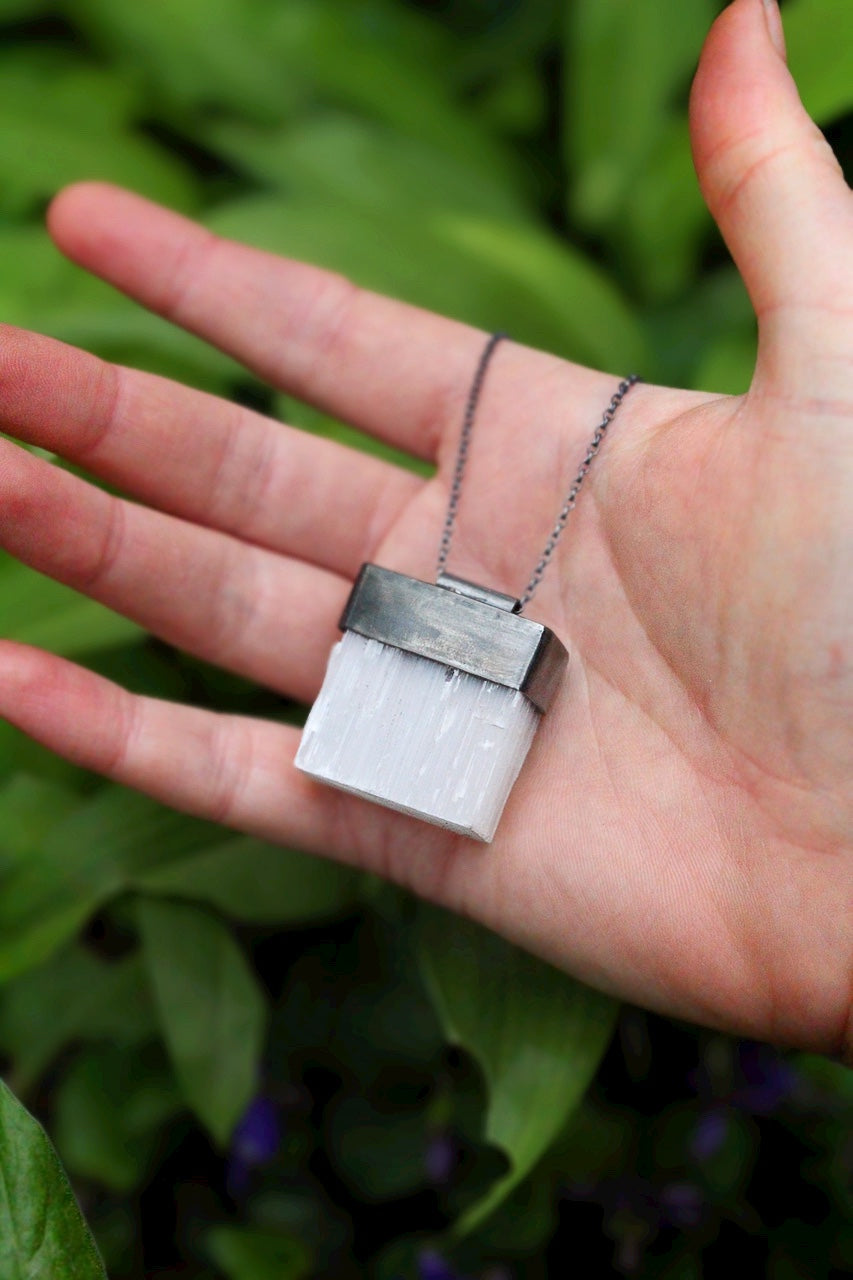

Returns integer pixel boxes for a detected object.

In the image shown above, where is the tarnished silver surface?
[340,564,568,713]
[436,571,520,613]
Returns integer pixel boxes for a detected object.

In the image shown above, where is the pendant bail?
[436,571,521,613]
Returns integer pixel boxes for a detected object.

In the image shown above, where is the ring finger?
[0,438,351,701]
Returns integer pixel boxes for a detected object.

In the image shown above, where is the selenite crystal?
[295,631,539,841]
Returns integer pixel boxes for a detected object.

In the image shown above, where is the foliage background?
[0,0,851,1277]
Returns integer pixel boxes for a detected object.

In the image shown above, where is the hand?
[0,0,850,1055]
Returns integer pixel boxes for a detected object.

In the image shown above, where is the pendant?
[295,565,568,842]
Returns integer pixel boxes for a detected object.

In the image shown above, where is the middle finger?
[0,326,423,579]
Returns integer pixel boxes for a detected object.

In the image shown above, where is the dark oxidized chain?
[436,332,640,611]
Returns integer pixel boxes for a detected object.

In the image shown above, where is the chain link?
[435,331,506,580]
[436,332,640,611]
[519,372,640,608]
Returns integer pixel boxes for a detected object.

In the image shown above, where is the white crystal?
[295,632,540,842]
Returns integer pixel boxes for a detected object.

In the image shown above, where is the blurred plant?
[0,0,850,1277]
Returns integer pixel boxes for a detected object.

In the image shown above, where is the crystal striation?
[295,632,540,842]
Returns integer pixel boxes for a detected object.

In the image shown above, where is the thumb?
[690,0,851,325]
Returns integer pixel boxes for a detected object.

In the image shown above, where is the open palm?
[0,0,850,1054]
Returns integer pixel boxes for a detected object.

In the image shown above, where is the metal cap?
[340,564,568,713]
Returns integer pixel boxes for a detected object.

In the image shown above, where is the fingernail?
[762,0,787,61]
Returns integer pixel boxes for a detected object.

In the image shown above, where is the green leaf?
[795,1052,853,1103]
[447,0,559,90]
[467,1164,557,1254]
[0,775,80,866]
[266,0,517,183]
[692,331,757,396]
[565,0,716,230]
[0,722,86,794]
[784,0,853,124]
[435,212,646,372]
[619,121,712,302]
[137,898,268,1146]
[0,788,234,984]
[474,63,549,138]
[0,1078,107,1279]
[0,946,156,1092]
[131,834,362,924]
[64,0,305,121]
[655,1103,759,1199]
[206,113,532,223]
[546,1099,633,1186]
[416,905,618,1233]
[0,52,197,215]
[659,1255,704,1280]
[206,1226,313,1280]
[53,1044,181,1193]
[0,0,49,19]
[564,0,718,300]
[86,1206,135,1278]
[647,266,754,388]
[327,1096,428,1201]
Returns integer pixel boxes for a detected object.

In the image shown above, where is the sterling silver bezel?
[339,564,568,713]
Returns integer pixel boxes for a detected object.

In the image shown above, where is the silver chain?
[436,332,640,611]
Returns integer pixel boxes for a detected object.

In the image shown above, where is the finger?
[0,639,336,851]
[47,182,497,462]
[0,641,452,868]
[48,185,624,470]
[690,0,852,322]
[0,438,348,701]
[0,326,421,579]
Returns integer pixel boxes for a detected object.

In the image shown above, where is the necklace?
[296,336,639,842]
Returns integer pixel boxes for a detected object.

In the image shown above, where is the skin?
[0,0,850,1054]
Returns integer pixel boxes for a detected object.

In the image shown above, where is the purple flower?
[418,1249,461,1280]
[690,1106,730,1161]
[734,1043,798,1114]
[564,1174,707,1274]
[659,1182,705,1229]
[688,1040,799,1116]
[233,1096,281,1165]
[227,1096,281,1197]
[424,1132,457,1184]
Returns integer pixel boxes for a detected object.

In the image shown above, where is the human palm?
[0,0,850,1053]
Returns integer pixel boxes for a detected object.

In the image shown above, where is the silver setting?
[340,564,568,713]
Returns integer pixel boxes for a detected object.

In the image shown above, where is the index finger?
[48,183,499,463]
